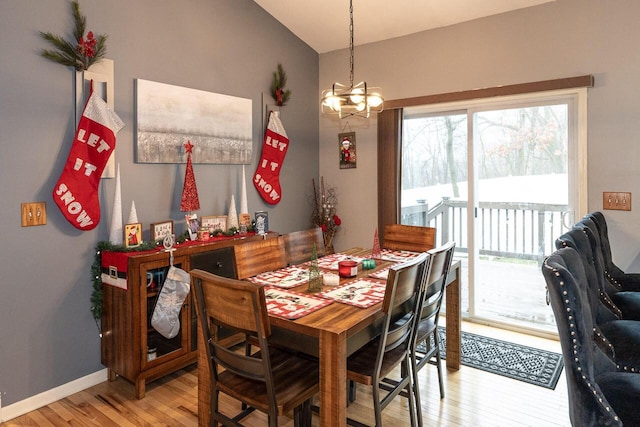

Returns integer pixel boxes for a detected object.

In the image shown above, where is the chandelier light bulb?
[349,88,365,104]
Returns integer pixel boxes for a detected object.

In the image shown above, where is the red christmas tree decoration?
[180,141,200,212]
[371,227,381,259]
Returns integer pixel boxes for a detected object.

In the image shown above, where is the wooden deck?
[453,255,557,334]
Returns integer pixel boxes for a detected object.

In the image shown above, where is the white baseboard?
[0,369,108,422]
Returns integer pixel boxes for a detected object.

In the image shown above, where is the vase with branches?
[311,177,341,251]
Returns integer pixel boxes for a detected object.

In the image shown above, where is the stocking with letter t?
[53,83,124,230]
[254,110,288,205]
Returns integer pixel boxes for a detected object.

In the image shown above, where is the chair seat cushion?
[610,291,640,320]
[597,371,640,426]
[217,347,319,414]
[347,338,408,386]
[599,320,640,371]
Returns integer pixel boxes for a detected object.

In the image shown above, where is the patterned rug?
[419,327,564,389]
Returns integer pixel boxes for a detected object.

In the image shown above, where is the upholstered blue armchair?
[555,227,640,373]
[542,247,640,426]
[585,212,640,292]
[578,215,640,321]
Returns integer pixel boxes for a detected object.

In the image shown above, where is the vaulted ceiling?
[253,0,555,53]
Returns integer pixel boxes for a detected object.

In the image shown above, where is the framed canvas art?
[135,79,252,164]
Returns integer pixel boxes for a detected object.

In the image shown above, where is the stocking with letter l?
[254,110,288,205]
[52,83,124,230]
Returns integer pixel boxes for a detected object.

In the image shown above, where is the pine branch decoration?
[40,0,107,71]
[270,63,292,106]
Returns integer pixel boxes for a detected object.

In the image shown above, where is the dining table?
[197,247,461,427]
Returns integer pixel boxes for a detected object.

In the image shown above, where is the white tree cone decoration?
[108,163,123,244]
[240,165,249,215]
[228,194,239,229]
[128,200,139,224]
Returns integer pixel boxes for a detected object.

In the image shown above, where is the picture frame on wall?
[202,215,228,233]
[339,131,356,169]
[124,223,143,248]
[150,220,174,241]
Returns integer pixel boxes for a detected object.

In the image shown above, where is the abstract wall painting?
[135,79,252,164]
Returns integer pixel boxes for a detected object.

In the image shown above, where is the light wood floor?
[2,322,570,427]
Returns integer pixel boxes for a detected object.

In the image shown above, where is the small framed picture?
[202,215,228,233]
[185,213,199,241]
[339,131,357,169]
[150,220,174,241]
[124,223,142,248]
[255,211,269,235]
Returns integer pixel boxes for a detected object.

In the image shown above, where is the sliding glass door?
[401,90,586,334]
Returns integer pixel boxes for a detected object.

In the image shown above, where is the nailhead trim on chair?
[549,267,619,422]
[563,234,624,318]
[605,270,623,290]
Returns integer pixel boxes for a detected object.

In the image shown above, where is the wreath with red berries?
[40,1,107,71]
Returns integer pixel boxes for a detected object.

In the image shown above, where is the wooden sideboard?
[100,233,275,398]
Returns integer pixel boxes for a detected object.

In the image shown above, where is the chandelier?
[321,0,383,119]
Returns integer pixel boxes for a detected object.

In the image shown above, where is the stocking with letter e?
[52,83,124,230]
[254,111,288,205]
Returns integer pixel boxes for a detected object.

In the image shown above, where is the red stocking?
[53,84,124,230]
[253,111,288,205]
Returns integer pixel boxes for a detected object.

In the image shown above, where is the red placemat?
[264,287,332,319]
[248,266,310,288]
[307,253,365,271]
[318,278,387,308]
[373,249,421,263]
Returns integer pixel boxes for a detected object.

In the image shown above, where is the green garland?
[40,0,107,71]
[91,240,160,321]
[270,63,292,106]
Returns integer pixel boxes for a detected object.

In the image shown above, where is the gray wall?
[320,0,640,273]
[0,0,318,406]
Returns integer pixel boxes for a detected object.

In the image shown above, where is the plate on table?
[318,278,387,308]
[248,266,310,288]
[308,253,365,271]
[264,287,332,319]
[373,249,422,263]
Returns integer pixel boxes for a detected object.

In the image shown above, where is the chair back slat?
[283,227,326,265]
[383,224,436,253]
[234,236,287,279]
[419,242,455,322]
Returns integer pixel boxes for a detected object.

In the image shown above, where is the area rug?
[419,327,564,390]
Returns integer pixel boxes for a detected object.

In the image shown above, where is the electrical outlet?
[603,192,631,211]
[21,202,47,226]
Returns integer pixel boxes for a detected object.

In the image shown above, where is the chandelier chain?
[349,0,354,88]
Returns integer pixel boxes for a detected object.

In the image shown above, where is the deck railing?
[401,199,570,263]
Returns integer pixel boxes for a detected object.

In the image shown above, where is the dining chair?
[542,247,640,427]
[383,224,436,253]
[583,212,640,293]
[190,269,319,427]
[345,252,429,427]
[562,219,640,321]
[282,227,326,265]
[555,227,640,373]
[234,236,287,279]
[409,241,455,426]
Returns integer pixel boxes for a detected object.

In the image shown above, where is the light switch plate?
[21,202,47,226]
[603,192,631,211]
